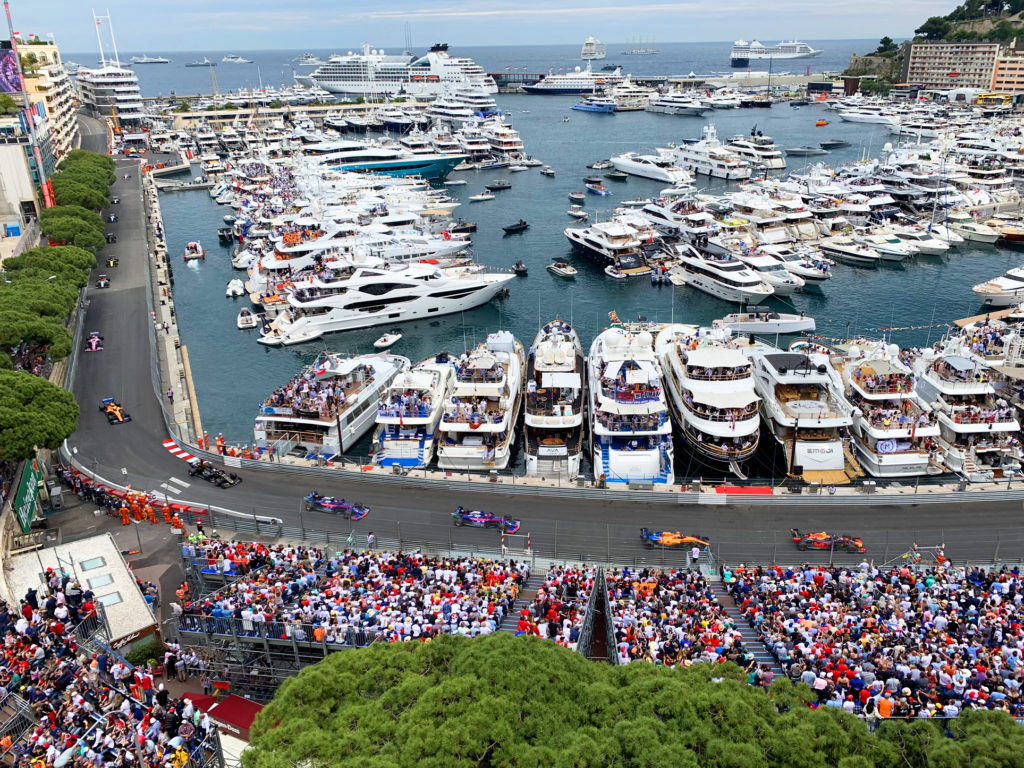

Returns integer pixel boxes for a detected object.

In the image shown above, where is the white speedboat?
[222,53,253,64]
[373,332,402,349]
[759,244,833,285]
[567,205,588,219]
[226,279,245,297]
[819,236,882,266]
[254,352,410,457]
[548,261,578,277]
[444,179,468,186]
[609,152,692,184]
[948,214,1001,244]
[588,324,674,485]
[889,225,950,255]
[656,323,760,477]
[733,250,806,294]
[852,232,916,262]
[714,308,815,334]
[373,354,456,468]
[469,192,495,202]
[237,308,259,330]
[972,266,1024,307]
[524,320,586,478]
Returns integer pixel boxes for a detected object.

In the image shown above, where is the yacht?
[131,54,170,64]
[645,92,709,116]
[725,130,786,170]
[571,94,618,113]
[185,57,217,67]
[974,267,1024,307]
[588,324,674,485]
[759,244,833,285]
[524,320,587,478]
[581,36,607,60]
[730,39,823,67]
[254,351,410,457]
[609,152,692,184]
[851,232,916,263]
[946,212,1001,244]
[258,261,515,345]
[667,125,752,180]
[522,64,623,94]
[372,354,456,468]
[818,236,882,266]
[436,331,525,470]
[745,343,861,483]
[564,220,651,274]
[656,324,760,477]
[733,249,806,294]
[828,341,943,478]
[668,244,775,303]
[222,54,253,64]
[305,43,496,97]
[913,352,1022,479]
[889,224,950,256]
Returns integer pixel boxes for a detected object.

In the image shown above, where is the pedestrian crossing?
[162,439,198,464]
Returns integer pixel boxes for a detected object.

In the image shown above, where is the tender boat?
[567,205,589,219]
[444,179,468,186]
[469,192,495,202]
[541,166,556,176]
[374,331,403,349]
[605,170,628,181]
[237,308,259,330]
[568,192,586,203]
[713,307,816,334]
[503,219,529,234]
[819,139,850,149]
[513,260,529,276]
[485,179,512,191]
[605,265,628,279]
[225,279,246,297]
[183,241,205,261]
[785,146,829,156]
[586,183,612,195]
[589,160,613,169]
[548,261,578,277]
[583,175,603,184]
[509,164,529,172]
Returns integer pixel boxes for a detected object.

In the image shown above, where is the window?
[97,592,123,607]
[80,557,106,571]
[88,574,114,589]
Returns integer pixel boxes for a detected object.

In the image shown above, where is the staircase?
[709,580,784,679]
[499,572,547,633]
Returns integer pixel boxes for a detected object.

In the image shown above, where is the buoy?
[815,120,829,127]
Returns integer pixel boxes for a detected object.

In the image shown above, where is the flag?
[96,19,102,25]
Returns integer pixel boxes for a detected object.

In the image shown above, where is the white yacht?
[851,231,917,263]
[131,54,171,64]
[827,341,944,478]
[581,36,607,60]
[372,354,456,468]
[759,244,833,285]
[668,244,774,304]
[524,320,586,478]
[436,331,525,470]
[254,352,410,457]
[913,352,1021,479]
[304,43,496,97]
[258,261,514,345]
[222,54,253,64]
[645,92,709,116]
[725,130,786,170]
[733,249,806,294]
[818,236,882,266]
[564,220,649,274]
[745,343,861,483]
[522,64,623,94]
[889,224,950,256]
[730,39,823,67]
[973,266,1024,307]
[589,325,674,485]
[656,324,760,477]
[667,125,752,180]
[946,212,1001,244]
[609,152,692,184]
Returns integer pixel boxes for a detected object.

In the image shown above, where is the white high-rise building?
[22,40,78,163]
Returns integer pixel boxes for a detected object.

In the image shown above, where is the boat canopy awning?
[944,356,976,372]
[603,359,657,382]
[684,346,750,369]
[691,390,758,408]
[541,372,581,389]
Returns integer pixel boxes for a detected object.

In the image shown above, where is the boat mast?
[105,8,121,67]
[92,8,105,66]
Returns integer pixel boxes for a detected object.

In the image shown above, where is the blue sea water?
[143,45,1021,454]
[68,41,875,98]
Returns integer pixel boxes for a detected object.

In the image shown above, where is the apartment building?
[20,41,79,163]
[901,41,1002,89]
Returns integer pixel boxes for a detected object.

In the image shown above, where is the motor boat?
[586,183,612,195]
[668,244,774,303]
[569,192,586,203]
[785,146,829,156]
[818,236,882,266]
[541,166,555,176]
[509,164,529,171]
[512,260,529,276]
[237,308,259,330]
[469,192,495,202]
[373,354,456,468]
[485,179,512,191]
[183,241,205,260]
[567,205,588,219]
[374,331,403,349]
[444,179,468,186]
[819,140,850,149]
[605,265,628,279]
[548,261,578,277]
[713,308,815,334]
[972,266,1024,307]
[226,279,245,297]
[503,219,529,234]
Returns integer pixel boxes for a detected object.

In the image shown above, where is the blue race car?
[452,506,520,533]
[305,492,369,519]
[640,529,709,549]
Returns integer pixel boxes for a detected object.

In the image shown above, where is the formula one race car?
[791,528,866,553]
[452,507,520,533]
[188,460,241,488]
[96,275,110,289]
[640,529,710,549]
[100,397,130,424]
[304,492,369,519]
[84,332,104,352]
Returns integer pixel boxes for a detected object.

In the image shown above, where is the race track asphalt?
[64,116,1024,568]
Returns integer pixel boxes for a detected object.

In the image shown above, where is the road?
[65,116,1024,568]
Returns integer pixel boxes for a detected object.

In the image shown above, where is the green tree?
[172,99,191,113]
[49,176,108,212]
[916,16,953,39]
[875,36,899,54]
[4,246,96,287]
[0,93,19,115]
[40,205,106,233]
[0,369,78,460]
[39,212,105,250]
[243,634,1024,768]
[267,99,284,108]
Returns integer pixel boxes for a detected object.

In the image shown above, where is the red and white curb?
[162,439,199,465]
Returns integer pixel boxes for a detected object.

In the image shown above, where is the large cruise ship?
[730,39,823,67]
[300,43,497,97]
[581,36,607,60]
[522,64,623,94]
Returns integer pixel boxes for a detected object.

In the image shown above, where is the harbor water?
[159,94,1022,461]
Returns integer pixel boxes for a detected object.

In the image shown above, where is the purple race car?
[304,492,369,520]
[84,332,104,352]
[451,506,520,533]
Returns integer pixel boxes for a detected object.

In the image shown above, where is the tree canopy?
[0,369,79,460]
[243,634,1024,768]
[875,36,899,54]
[38,208,106,249]
[50,150,114,210]
[916,16,954,38]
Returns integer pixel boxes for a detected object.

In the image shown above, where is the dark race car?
[100,397,130,424]
[791,528,866,553]
[640,529,710,549]
[452,506,520,533]
[304,492,369,520]
[188,460,241,488]
[84,332,104,352]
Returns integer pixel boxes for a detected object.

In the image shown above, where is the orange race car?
[641,529,710,549]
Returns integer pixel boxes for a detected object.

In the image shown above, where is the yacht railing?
[594,413,669,432]
[683,367,752,382]
[600,384,661,403]
[683,401,758,422]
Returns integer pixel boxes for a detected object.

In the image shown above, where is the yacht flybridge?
[373,354,456,468]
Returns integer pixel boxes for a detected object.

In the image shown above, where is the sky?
[17,0,952,51]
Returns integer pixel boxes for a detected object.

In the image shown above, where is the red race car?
[791,528,866,553]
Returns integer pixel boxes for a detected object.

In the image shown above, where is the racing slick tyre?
[798,542,808,551]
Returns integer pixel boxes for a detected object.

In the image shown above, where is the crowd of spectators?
[728,562,1024,719]
[7,341,52,378]
[261,359,371,420]
[608,568,746,668]
[514,566,595,648]
[178,540,527,645]
[0,573,218,768]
